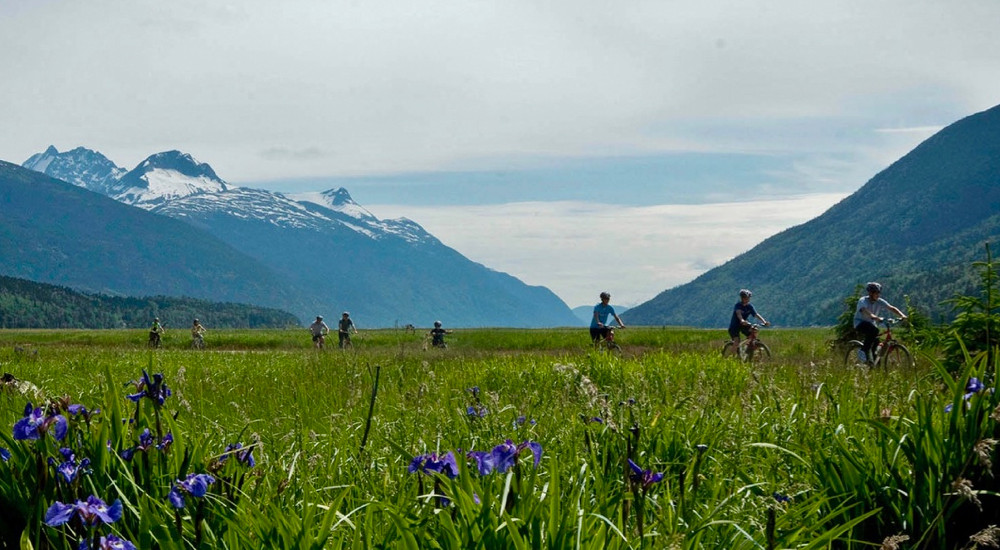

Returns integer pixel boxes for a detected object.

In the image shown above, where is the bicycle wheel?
[721,341,738,358]
[843,340,867,368]
[878,343,913,369]
[741,341,771,364]
[606,342,622,355]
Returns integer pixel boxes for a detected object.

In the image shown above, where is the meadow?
[0,326,997,549]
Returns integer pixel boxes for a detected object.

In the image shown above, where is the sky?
[2,0,999,307]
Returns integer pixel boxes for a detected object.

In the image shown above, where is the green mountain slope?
[0,275,299,329]
[624,104,1000,328]
[0,161,303,314]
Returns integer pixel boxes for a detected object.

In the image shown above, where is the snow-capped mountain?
[22,146,126,196]
[20,146,578,327]
[109,150,228,208]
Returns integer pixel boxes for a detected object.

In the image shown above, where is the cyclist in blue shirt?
[591,291,625,343]
[728,289,770,349]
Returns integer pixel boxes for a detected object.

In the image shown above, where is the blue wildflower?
[408,451,460,478]
[168,473,216,509]
[772,492,792,503]
[126,370,171,406]
[0,448,9,462]
[467,440,542,475]
[627,459,664,490]
[13,403,67,441]
[945,377,993,412]
[45,495,122,527]
[222,442,256,467]
[77,534,137,550]
[51,448,91,484]
[466,405,488,418]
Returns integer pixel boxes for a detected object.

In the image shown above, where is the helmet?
[154,317,159,322]
[316,315,323,320]
[342,311,350,316]
[866,282,882,293]
[434,321,442,327]
[739,289,752,298]
[599,291,611,300]
[193,319,199,323]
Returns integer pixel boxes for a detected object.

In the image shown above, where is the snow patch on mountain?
[286,189,377,221]
[118,168,228,209]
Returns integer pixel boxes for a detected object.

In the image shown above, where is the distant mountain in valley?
[0,275,299,329]
[625,103,1000,327]
[11,149,579,327]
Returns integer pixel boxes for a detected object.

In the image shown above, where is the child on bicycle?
[429,320,452,348]
[854,282,907,364]
[191,319,206,348]
[728,289,770,349]
[338,312,358,348]
[591,291,626,344]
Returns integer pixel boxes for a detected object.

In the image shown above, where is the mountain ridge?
[14,147,579,327]
[624,103,1000,327]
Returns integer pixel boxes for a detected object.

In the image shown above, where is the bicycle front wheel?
[741,341,771,364]
[843,340,867,368]
[879,343,914,369]
[721,341,738,358]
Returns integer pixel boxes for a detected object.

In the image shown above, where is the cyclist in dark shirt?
[728,289,770,349]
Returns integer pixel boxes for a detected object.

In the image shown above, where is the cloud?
[368,193,848,307]
[2,0,997,181]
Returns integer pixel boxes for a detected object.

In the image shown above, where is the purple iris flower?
[408,451,459,478]
[222,442,256,467]
[0,448,9,462]
[945,377,993,412]
[466,405,488,418]
[627,459,664,490]
[136,429,155,452]
[13,403,68,441]
[467,440,542,475]
[44,495,123,527]
[77,534,137,550]
[67,404,100,421]
[157,431,174,452]
[126,370,171,406]
[168,473,215,509]
[51,448,91,484]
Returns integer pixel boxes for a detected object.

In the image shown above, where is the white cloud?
[368,193,848,307]
[1,0,998,181]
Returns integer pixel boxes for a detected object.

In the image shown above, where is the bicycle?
[148,330,163,349]
[594,325,623,354]
[191,334,205,350]
[311,331,328,349]
[843,318,913,369]
[721,323,771,363]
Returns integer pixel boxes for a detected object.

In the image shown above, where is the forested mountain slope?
[0,275,299,329]
[625,103,1000,327]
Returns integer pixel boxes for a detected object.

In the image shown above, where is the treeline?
[0,275,300,329]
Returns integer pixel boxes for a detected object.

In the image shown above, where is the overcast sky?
[2,1,998,307]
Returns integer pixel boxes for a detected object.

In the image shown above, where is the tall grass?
[0,327,996,548]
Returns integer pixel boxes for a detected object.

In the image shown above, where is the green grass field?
[0,327,996,549]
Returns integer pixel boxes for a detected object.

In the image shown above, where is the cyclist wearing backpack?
[728,289,770,349]
[854,282,907,364]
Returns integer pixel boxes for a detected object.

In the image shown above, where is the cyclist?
[338,312,358,348]
[728,289,770,350]
[854,282,907,364]
[191,319,207,348]
[591,291,625,345]
[149,317,165,348]
[429,320,452,348]
[309,315,329,348]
